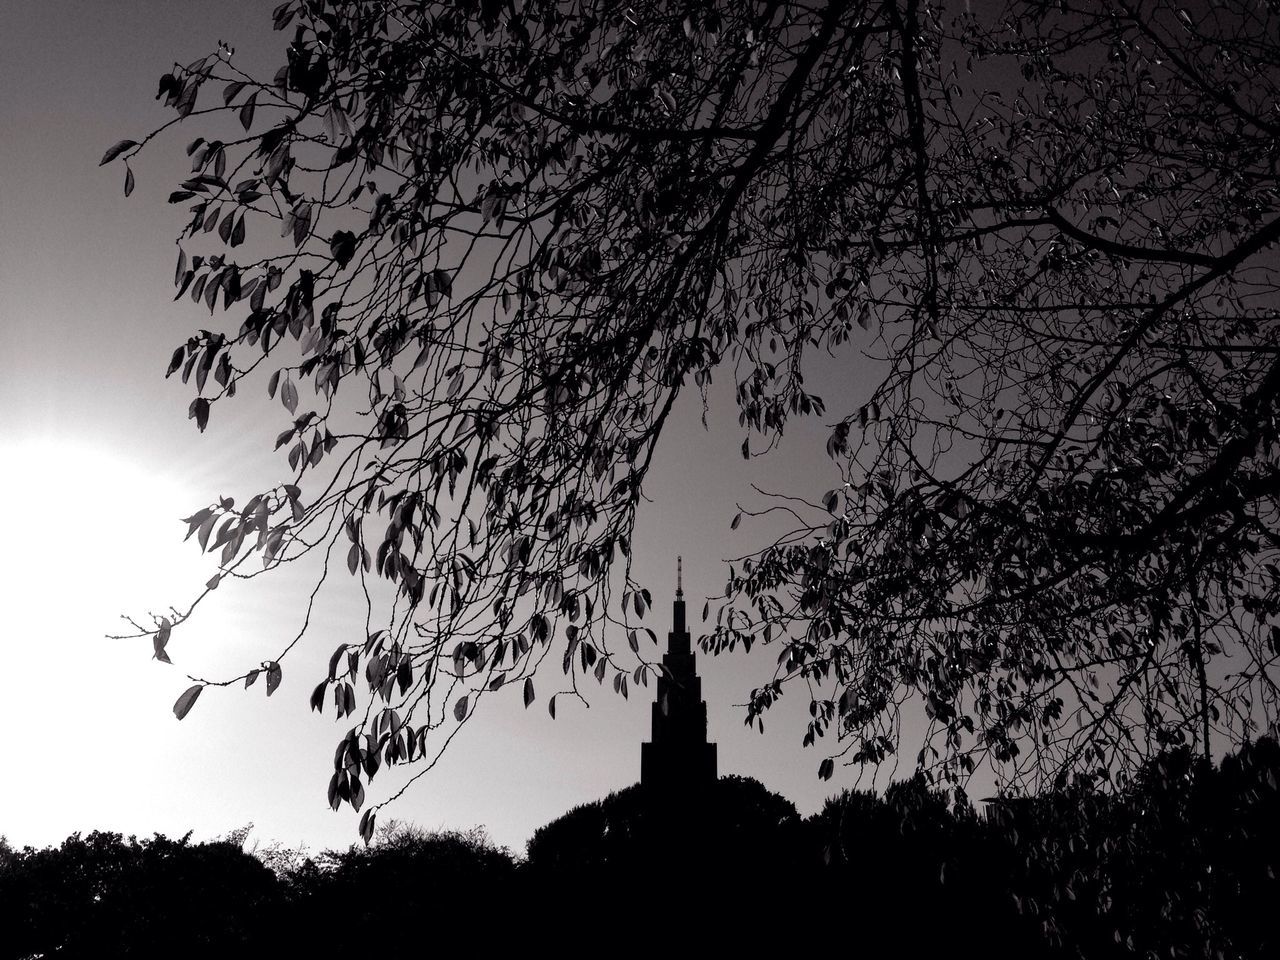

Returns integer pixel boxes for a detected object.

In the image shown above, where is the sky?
[0,0,894,855]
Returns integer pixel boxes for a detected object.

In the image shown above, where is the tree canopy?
[109,0,1280,831]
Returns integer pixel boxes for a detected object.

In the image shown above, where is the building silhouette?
[640,558,717,792]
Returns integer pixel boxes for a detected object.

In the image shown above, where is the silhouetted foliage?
[808,776,1043,957]
[0,830,281,960]
[809,738,1280,958]
[3,739,1278,955]
[981,737,1280,959]
[112,0,1280,824]
[279,823,516,954]
[526,774,803,878]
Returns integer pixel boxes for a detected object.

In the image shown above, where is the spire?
[641,559,717,793]
[672,555,686,637]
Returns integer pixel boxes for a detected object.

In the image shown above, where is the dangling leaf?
[173,684,202,720]
[350,775,364,812]
[153,618,173,664]
[329,229,357,268]
[189,397,210,432]
[239,92,257,130]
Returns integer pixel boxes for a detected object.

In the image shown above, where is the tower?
[640,557,718,792]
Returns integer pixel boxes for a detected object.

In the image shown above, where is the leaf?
[266,662,283,696]
[239,92,257,131]
[548,695,557,719]
[358,809,376,845]
[818,758,835,781]
[523,677,534,708]
[329,230,357,268]
[175,79,198,118]
[197,514,217,552]
[350,775,365,812]
[189,397,210,432]
[310,680,326,713]
[181,506,213,540]
[167,346,186,378]
[153,617,173,664]
[327,645,345,680]
[290,202,312,246]
[453,694,468,721]
[731,512,741,530]
[205,573,220,590]
[347,542,360,575]
[327,772,341,811]
[124,166,135,197]
[245,669,260,688]
[173,684,202,720]
[99,139,137,165]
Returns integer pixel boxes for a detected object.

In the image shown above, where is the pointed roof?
[640,559,717,791]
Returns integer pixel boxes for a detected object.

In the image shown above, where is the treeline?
[3,739,1277,958]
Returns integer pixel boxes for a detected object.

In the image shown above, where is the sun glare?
[1,438,194,625]
[0,438,203,714]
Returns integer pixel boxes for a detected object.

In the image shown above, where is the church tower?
[641,558,717,792]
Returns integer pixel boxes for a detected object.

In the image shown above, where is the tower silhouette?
[640,557,717,792]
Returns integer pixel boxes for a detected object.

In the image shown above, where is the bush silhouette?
[278,823,516,954]
[805,775,1044,957]
[983,737,1280,959]
[0,830,280,959]
[3,740,1277,957]
[526,775,803,876]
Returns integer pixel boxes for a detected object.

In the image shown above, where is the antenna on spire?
[676,555,683,599]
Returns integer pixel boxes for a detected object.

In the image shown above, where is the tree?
[108,0,1280,830]
[0,831,281,959]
